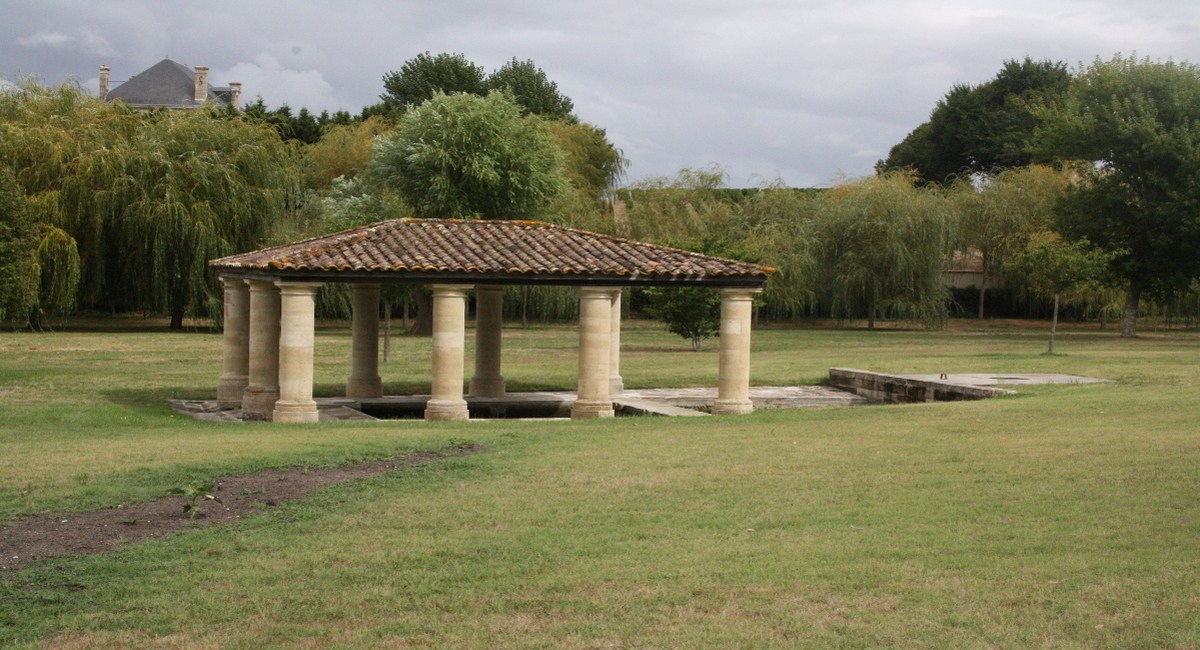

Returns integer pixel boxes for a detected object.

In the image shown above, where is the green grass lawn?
[1,318,1198,647]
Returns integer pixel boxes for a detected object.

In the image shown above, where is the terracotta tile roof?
[210,219,774,286]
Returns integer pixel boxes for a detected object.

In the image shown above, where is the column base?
[217,375,249,409]
[241,386,279,420]
[609,376,624,395]
[468,375,506,398]
[273,399,319,423]
[571,399,615,419]
[346,376,383,398]
[424,398,470,421]
[712,399,754,415]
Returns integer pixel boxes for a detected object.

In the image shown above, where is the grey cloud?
[4,0,1200,186]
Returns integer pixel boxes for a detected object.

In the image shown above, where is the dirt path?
[1,444,483,573]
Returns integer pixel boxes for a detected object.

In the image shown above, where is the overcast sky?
[5,0,1200,187]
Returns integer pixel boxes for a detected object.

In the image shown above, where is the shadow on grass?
[102,386,208,410]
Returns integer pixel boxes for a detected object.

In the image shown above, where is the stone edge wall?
[828,368,1011,404]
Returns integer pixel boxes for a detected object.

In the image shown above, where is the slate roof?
[210,219,774,287]
[105,58,231,108]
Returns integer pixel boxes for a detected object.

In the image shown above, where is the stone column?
[217,275,250,409]
[346,284,383,398]
[608,288,624,394]
[242,280,281,419]
[425,285,470,421]
[572,286,616,419]
[272,281,321,423]
[469,285,506,397]
[712,288,760,415]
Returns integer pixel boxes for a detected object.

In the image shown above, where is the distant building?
[100,59,241,110]
[944,248,986,289]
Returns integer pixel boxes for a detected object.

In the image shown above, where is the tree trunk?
[521,286,529,329]
[383,299,391,363]
[409,288,433,335]
[1121,288,1140,338]
[169,298,186,330]
[1048,293,1059,354]
[977,283,988,320]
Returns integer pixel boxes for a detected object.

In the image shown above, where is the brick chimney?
[229,82,242,110]
[193,66,209,102]
[99,65,110,98]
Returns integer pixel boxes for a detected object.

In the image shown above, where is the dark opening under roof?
[209,218,775,287]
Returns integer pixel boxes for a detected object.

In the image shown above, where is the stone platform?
[172,385,866,423]
[173,373,1106,423]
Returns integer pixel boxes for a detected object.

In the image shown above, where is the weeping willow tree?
[1,82,302,328]
[303,116,392,190]
[809,172,956,330]
[0,84,91,325]
[736,183,823,321]
[952,164,1071,319]
[0,166,40,323]
[617,166,736,243]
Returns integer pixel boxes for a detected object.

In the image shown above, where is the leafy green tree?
[809,172,955,330]
[369,92,567,219]
[485,58,575,121]
[1009,232,1112,353]
[881,58,1070,184]
[241,98,324,144]
[1035,55,1200,337]
[643,285,721,351]
[953,164,1070,318]
[380,52,486,111]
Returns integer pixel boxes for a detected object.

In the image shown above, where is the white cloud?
[17,31,73,47]
[215,54,340,113]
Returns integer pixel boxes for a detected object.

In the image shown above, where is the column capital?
[579,285,620,299]
[430,284,471,298]
[275,280,321,296]
[718,287,762,301]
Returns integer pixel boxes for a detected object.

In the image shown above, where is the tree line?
[2,53,1199,342]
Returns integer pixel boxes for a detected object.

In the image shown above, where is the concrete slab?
[614,397,711,417]
[901,373,1110,387]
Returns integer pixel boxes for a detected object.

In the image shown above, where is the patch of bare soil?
[0,444,483,573]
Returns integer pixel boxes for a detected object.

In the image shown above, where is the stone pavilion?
[208,218,774,423]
